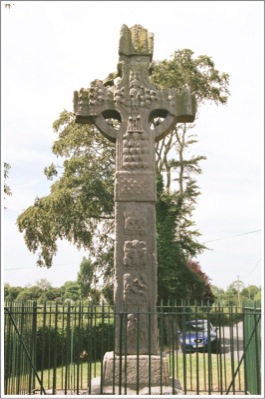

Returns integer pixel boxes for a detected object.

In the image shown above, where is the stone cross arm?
[72,24,197,357]
[73,24,196,143]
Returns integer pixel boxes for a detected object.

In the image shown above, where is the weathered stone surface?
[74,24,196,357]
[90,380,183,395]
[89,352,183,395]
[41,379,183,395]
[103,351,169,386]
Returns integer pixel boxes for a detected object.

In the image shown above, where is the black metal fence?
[4,300,261,395]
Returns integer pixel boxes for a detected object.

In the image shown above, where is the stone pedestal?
[90,351,183,395]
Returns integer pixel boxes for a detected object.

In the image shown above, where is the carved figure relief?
[129,72,158,109]
[124,209,147,235]
[88,80,109,111]
[127,313,137,344]
[126,313,148,352]
[128,114,141,131]
[129,79,141,109]
[123,273,149,305]
[123,240,147,270]
[114,87,125,105]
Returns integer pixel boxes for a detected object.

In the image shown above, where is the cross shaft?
[74,24,196,355]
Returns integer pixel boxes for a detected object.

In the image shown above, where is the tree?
[4,284,22,301]
[186,259,215,301]
[151,50,229,258]
[17,49,229,299]
[254,289,261,303]
[211,285,225,302]
[61,281,81,302]
[241,285,260,301]
[77,257,96,299]
[16,285,40,302]
[4,162,12,208]
[17,111,115,267]
[151,50,229,188]
[38,286,62,303]
[36,278,52,291]
[156,175,190,300]
[156,175,214,301]
[225,278,244,305]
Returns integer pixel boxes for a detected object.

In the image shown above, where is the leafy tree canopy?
[151,49,229,104]
[156,175,214,302]
[17,49,229,301]
[17,113,115,267]
[4,162,12,204]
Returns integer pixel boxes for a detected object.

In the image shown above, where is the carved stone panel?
[122,127,149,170]
[123,272,148,304]
[115,172,156,202]
[123,241,147,270]
[124,208,147,236]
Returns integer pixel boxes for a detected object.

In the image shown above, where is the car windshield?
[185,321,208,332]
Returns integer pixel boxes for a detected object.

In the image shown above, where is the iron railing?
[4,300,261,395]
[243,305,261,395]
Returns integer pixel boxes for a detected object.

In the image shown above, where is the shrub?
[35,322,114,370]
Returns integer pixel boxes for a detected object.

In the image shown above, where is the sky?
[2,1,264,292]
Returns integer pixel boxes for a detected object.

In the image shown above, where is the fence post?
[4,304,46,395]
[28,301,38,394]
[243,305,261,394]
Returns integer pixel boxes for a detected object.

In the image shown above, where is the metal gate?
[243,305,261,394]
[4,300,262,395]
[4,302,46,395]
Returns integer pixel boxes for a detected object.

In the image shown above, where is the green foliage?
[61,281,81,302]
[35,321,114,370]
[156,176,189,300]
[36,278,52,291]
[209,307,243,326]
[209,284,261,307]
[211,285,225,302]
[17,111,115,268]
[101,283,114,305]
[4,280,63,303]
[241,285,260,301]
[4,284,23,301]
[77,257,95,298]
[16,49,230,301]
[156,175,214,302]
[186,260,215,301]
[4,162,12,206]
[35,325,65,370]
[16,286,40,302]
[253,290,261,303]
[150,49,230,105]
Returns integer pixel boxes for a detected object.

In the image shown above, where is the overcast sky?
[2,1,264,291]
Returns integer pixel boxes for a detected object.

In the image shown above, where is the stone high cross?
[74,24,196,356]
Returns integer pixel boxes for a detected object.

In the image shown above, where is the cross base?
[89,351,183,395]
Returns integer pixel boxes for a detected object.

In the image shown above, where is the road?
[218,321,244,358]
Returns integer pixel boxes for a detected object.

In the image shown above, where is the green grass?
[168,352,245,395]
[4,361,102,394]
[37,361,102,391]
[27,352,245,395]
[5,351,245,395]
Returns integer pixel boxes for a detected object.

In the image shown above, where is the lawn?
[168,351,245,395]
[29,352,245,395]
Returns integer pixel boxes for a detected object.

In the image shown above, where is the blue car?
[178,319,219,353]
